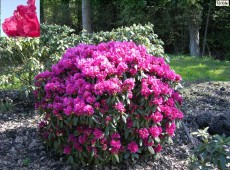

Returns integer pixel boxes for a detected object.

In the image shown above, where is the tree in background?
[82,0,92,33]
[41,0,230,60]
[183,0,203,56]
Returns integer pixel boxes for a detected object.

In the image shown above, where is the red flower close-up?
[2,0,40,37]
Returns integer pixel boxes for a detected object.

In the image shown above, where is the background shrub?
[0,23,166,92]
[35,41,183,165]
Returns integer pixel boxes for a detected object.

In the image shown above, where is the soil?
[0,81,229,170]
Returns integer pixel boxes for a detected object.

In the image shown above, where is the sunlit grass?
[169,55,230,82]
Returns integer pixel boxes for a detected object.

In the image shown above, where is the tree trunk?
[202,1,211,56]
[189,26,200,56]
[82,0,92,33]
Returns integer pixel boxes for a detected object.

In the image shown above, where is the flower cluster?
[35,41,183,164]
[2,0,40,37]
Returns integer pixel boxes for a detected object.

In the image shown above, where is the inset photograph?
[1,0,40,37]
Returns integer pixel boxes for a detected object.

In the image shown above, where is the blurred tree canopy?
[41,0,230,60]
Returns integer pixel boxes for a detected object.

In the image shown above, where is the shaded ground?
[0,81,229,170]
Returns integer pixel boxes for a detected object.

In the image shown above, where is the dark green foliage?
[41,0,230,60]
[203,5,230,60]
[190,127,230,170]
[0,97,14,113]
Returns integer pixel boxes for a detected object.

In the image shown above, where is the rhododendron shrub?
[35,41,183,165]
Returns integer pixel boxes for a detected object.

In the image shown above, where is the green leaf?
[121,115,127,124]
[105,126,109,136]
[124,152,130,159]
[154,137,160,143]
[148,146,155,155]
[91,150,95,157]
[114,154,119,163]
[139,138,143,146]
[219,155,226,170]
[73,116,78,125]
[168,137,173,144]
[133,153,139,158]
[92,116,99,124]
[98,111,104,117]
[68,155,74,164]
[125,128,129,139]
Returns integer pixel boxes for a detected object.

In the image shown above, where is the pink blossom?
[102,144,107,150]
[149,126,162,138]
[93,129,104,139]
[117,62,128,76]
[74,142,83,151]
[166,123,176,136]
[100,137,106,144]
[153,97,163,105]
[78,135,87,144]
[64,105,73,115]
[139,128,149,139]
[83,105,94,115]
[114,102,126,113]
[68,134,76,142]
[151,112,163,123]
[122,78,135,91]
[110,147,120,154]
[110,139,121,149]
[127,118,133,128]
[154,144,162,153]
[63,146,71,154]
[127,142,138,153]
[111,133,121,139]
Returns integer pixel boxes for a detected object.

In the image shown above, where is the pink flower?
[100,137,106,144]
[122,78,135,91]
[139,128,149,139]
[74,142,83,151]
[154,144,162,153]
[153,97,163,105]
[172,91,183,105]
[117,62,128,75]
[102,144,107,151]
[63,146,71,154]
[64,105,73,115]
[149,126,162,138]
[38,121,47,129]
[127,118,133,128]
[166,123,176,136]
[151,112,163,123]
[2,0,40,37]
[110,148,120,154]
[127,142,138,153]
[93,129,104,139]
[110,139,121,149]
[114,102,126,113]
[83,105,94,115]
[68,134,76,142]
[143,138,154,146]
[78,135,87,144]
[111,133,121,139]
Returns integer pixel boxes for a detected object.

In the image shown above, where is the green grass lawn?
[169,55,230,82]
